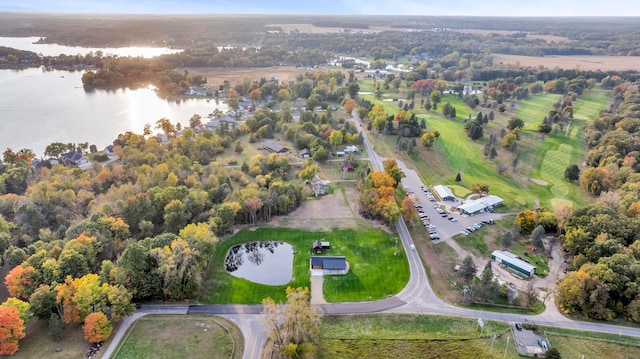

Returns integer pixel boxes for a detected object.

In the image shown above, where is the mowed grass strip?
[515,93,561,130]
[321,314,508,340]
[202,227,408,304]
[114,315,242,359]
[572,87,610,121]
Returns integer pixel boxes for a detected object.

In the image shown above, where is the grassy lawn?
[12,320,90,359]
[572,87,610,121]
[542,326,640,359]
[318,157,364,181]
[201,227,409,304]
[113,315,242,359]
[508,241,550,277]
[319,314,518,359]
[318,314,639,359]
[515,93,561,131]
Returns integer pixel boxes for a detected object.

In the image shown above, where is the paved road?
[102,111,640,358]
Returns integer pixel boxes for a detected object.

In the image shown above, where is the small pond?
[225,241,293,285]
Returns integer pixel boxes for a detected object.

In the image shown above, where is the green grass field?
[515,93,561,130]
[12,320,90,359]
[201,227,409,304]
[318,314,640,359]
[543,326,640,359]
[113,315,242,359]
[319,314,517,359]
[361,89,609,210]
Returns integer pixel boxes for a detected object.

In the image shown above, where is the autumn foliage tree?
[1,298,30,323]
[0,306,26,355]
[515,210,537,235]
[83,312,112,343]
[5,265,39,300]
[263,287,321,359]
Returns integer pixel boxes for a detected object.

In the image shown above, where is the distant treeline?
[1,13,640,58]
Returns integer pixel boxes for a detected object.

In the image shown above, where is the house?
[309,177,330,196]
[311,240,331,254]
[457,195,504,216]
[344,145,359,153]
[310,256,348,274]
[491,250,536,277]
[263,140,289,153]
[104,145,114,155]
[300,148,311,158]
[60,151,88,166]
[433,185,455,201]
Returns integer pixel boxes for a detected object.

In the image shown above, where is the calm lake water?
[0,67,226,156]
[225,241,293,286]
[0,37,223,156]
[0,36,181,58]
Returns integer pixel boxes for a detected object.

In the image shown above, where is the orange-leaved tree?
[0,306,26,355]
[5,265,39,300]
[0,298,30,322]
[83,312,112,343]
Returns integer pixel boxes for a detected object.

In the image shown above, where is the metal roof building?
[491,250,536,277]
[433,185,455,201]
[457,195,503,215]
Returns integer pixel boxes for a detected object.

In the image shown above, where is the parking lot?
[402,183,498,242]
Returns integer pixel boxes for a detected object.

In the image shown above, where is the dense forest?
[555,82,640,322]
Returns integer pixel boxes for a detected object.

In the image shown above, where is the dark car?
[515,323,523,331]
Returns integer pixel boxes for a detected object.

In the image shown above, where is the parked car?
[515,323,523,331]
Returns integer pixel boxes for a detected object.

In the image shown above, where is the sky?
[0,0,638,16]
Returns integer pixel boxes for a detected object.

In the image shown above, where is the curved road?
[103,111,640,359]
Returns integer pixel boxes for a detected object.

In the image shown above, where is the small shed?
[492,250,536,277]
[312,240,330,254]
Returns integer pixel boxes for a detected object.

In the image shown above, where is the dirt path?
[268,186,390,233]
[310,275,326,304]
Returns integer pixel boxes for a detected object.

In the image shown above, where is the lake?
[225,241,293,286]
[0,36,181,58]
[0,67,226,156]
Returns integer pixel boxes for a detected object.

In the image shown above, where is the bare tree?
[525,281,538,308]
[263,287,321,359]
